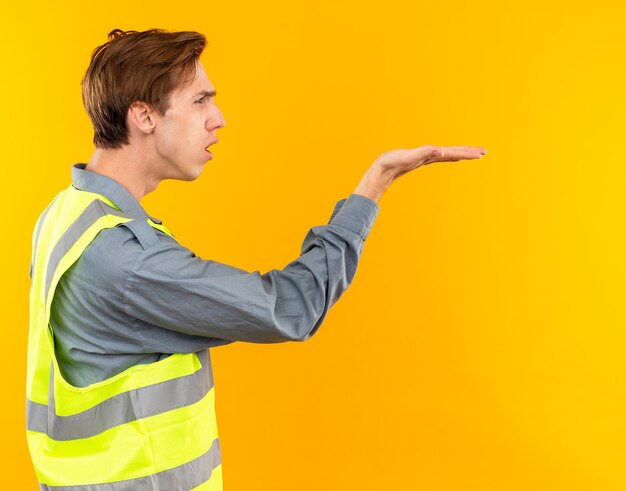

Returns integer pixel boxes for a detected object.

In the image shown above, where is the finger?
[440,146,487,154]
[432,147,485,161]
[421,146,487,161]
[404,145,444,161]
[404,145,487,166]
[443,146,484,150]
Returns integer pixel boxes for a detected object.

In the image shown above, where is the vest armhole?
[118,219,160,250]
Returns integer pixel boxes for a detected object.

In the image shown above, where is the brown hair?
[81,28,207,149]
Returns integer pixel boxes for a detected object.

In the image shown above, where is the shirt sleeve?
[123,194,380,344]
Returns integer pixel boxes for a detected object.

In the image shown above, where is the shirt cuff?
[327,194,380,240]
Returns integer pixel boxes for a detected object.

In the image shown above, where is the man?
[26,28,486,490]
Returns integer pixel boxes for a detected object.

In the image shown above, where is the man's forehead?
[176,62,215,96]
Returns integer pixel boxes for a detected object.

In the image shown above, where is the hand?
[374,145,487,181]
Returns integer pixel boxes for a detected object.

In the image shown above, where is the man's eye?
[195,97,206,104]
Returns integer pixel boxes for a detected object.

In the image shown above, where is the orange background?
[2,0,625,489]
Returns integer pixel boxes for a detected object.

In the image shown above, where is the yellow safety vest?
[26,184,223,490]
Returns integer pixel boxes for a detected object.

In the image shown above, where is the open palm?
[375,145,487,180]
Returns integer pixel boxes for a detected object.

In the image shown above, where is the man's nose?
[211,107,226,130]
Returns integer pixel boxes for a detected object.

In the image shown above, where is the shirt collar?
[71,163,162,224]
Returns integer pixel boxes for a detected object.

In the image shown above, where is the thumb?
[430,147,443,158]
[413,144,442,160]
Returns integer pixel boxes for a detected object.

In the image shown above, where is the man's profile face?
[151,60,225,181]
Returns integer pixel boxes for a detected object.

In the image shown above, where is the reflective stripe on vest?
[26,185,223,490]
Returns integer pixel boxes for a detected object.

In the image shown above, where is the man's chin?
[184,169,204,182]
[164,166,204,182]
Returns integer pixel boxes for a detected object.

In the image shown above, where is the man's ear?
[127,101,157,135]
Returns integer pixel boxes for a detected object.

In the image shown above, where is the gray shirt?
[50,163,380,387]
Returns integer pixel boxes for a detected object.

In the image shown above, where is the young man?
[26,28,486,490]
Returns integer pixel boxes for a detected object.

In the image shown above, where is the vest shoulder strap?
[118,218,161,250]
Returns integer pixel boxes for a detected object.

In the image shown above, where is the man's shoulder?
[66,223,169,291]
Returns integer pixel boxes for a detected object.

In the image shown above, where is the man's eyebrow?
[192,90,217,99]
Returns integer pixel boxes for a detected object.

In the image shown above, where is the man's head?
[82,28,204,149]
[82,28,225,180]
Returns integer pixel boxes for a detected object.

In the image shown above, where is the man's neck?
[86,146,162,203]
